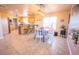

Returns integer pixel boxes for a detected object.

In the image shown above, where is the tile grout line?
[67,38,72,55]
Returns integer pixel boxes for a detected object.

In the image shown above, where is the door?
[0,19,4,39]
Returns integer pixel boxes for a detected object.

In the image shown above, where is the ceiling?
[0,4,76,16]
[41,4,75,13]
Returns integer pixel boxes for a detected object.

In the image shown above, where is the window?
[42,16,57,30]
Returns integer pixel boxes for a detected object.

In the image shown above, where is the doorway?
[13,18,18,29]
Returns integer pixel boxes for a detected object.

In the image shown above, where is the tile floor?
[0,30,70,55]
